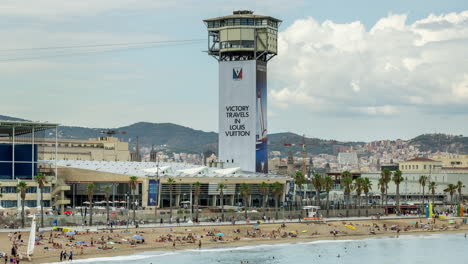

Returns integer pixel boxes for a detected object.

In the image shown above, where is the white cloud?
[270,11,468,117]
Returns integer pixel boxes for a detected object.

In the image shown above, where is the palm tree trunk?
[396,184,400,212]
[40,190,44,228]
[132,189,136,227]
[195,194,199,222]
[432,192,435,205]
[422,187,425,204]
[106,199,110,224]
[274,195,279,220]
[169,188,173,223]
[221,194,224,221]
[326,192,330,210]
[89,204,93,226]
[244,195,248,220]
[21,200,25,228]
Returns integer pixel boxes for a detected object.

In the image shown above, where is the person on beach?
[69,251,73,261]
[198,240,202,249]
[60,250,63,261]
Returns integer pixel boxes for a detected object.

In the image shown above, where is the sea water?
[48,234,467,264]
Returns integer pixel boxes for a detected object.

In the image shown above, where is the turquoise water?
[49,234,467,264]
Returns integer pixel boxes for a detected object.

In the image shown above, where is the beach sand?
[2,217,467,264]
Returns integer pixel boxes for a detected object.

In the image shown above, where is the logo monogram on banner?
[233,67,243,80]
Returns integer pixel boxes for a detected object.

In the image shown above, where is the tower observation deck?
[204,11,281,173]
[204,10,281,62]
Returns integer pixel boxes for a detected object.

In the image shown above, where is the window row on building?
[401,164,439,170]
[1,200,50,208]
[207,18,279,29]
[1,186,50,193]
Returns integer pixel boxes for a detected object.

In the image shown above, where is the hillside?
[2,115,467,155]
[409,134,468,153]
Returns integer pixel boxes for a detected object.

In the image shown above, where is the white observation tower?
[204,10,281,173]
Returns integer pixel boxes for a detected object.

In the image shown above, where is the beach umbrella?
[111,212,117,215]
[133,235,143,240]
[217,233,224,236]
[410,222,416,225]
[66,231,76,235]
[64,210,72,215]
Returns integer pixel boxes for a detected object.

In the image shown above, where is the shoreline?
[5,218,467,264]
[44,230,467,264]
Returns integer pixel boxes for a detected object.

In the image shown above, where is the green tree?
[444,184,457,203]
[193,182,201,221]
[16,181,28,228]
[240,183,251,220]
[167,178,175,222]
[34,174,47,228]
[271,182,283,220]
[86,183,95,226]
[322,176,334,210]
[341,171,353,209]
[456,180,465,202]
[354,177,364,206]
[129,176,138,226]
[103,185,111,224]
[428,181,437,205]
[217,183,226,221]
[259,182,269,215]
[392,170,404,212]
[419,175,428,204]
[381,169,392,205]
[294,171,306,206]
[378,177,386,206]
[362,177,372,206]
[311,173,322,206]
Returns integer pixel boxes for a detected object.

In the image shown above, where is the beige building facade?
[39,137,130,161]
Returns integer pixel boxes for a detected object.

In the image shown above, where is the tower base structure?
[218,60,268,173]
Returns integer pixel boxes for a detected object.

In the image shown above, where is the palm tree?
[129,176,138,226]
[167,178,175,222]
[322,176,334,210]
[419,175,428,204]
[217,183,226,221]
[311,173,322,206]
[16,181,28,228]
[34,173,47,228]
[362,177,372,206]
[86,183,95,226]
[271,182,283,220]
[444,184,457,203]
[103,186,111,224]
[259,182,269,215]
[193,182,201,221]
[378,177,386,206]
[456,181,465,202]
[341,171,353,209]
[428,181,437,205]
[240,183,251,220]
[381,169,392,205]
[294,171,306,206]
[392,170,404,212]
[354,178,364,207]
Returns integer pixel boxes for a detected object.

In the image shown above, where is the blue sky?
[1,0,467,141]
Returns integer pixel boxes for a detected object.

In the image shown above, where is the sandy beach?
[2,217,467,264]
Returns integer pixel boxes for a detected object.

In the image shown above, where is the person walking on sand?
[69,251,73,261]
[198,240,202,249]
[60,250,64,261]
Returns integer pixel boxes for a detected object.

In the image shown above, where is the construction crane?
[100,130,127,137]
[283,135,338,178]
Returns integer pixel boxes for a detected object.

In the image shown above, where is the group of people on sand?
[59,250,73,261]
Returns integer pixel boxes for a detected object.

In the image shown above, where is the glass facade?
[207,18,278,29]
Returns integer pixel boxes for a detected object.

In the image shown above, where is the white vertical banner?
[219,60,257,172]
